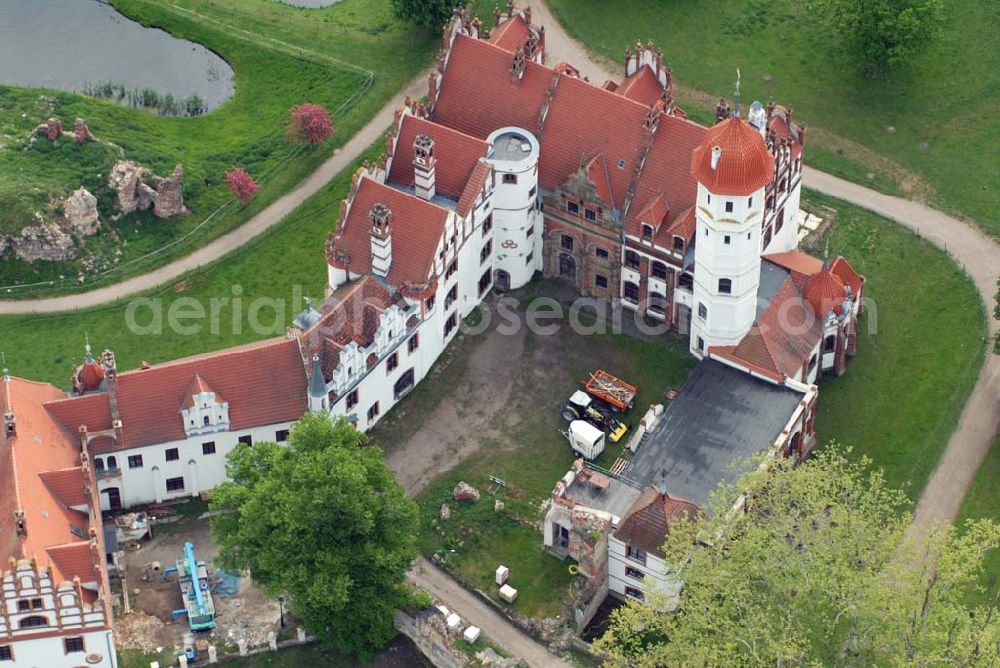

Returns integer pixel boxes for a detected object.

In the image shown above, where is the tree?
[288,103,333,146]
[390,0,453,29]
[210,415,419,655]
[225,167,259,204]
[811,0,945,78]
[594,449,1000,666]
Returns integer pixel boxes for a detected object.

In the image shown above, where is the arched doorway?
[558,253,576,282]
[394,369,416,399]
[494,269,510,293]
[101,487,122,512]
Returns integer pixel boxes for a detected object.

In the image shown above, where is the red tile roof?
[38,467,88,508]
[0,377,96,584]
[662,205,696,244]
[298,276,404,381]
[714,277,822,380]
[434,34,553,140]
[585,154,615,208]
[628,192,668,239]
[804,266,847,318]
[763,251,823,283]
[48,338,308,453]
[387,115,488,200]
[831,256,864,298]
[691,117,775,195]
[456,161,493,218]
[617,66,664,107]
[78,356,105,392]
[488,13,530,51]
[626,114,707,226]
[45,392,113,435]
[327,177,449,289]
[537,74,650,207]
[615,485,699,559]
[46,542,99,584]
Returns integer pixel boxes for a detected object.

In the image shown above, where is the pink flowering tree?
[225,168,259,205]
[287,103,333,145]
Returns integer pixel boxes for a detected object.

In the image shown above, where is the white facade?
[607,534,681,609]
[92,420,296,510]
[689,183,766,357]
[1,563,116,668]
[485,127,543,290]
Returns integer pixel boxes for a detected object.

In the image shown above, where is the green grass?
[546,0,1000,235]
[955,434,1000,607]
[0,142,382,386]
[808,191,986,498]
[0,0,436,295]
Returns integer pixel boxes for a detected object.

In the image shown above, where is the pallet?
[611,458,629,476]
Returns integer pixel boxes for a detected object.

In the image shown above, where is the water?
[0,0,234,110]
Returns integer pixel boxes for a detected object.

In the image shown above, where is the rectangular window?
[561,234,574,251]
[651,261,668,280]
[408,333,419,354]
[387,352,398,373]
[127,455,143,469]
[625,566,643,580]
[624,586,645,601]
[275,429,289,443]
[526,225,534,238]
[16,601,28,612]
[165,447,179,462]
[566,200,579,215]
[202,441,216,455]
[595,274,608,289]
[641,224,653,241]
[698,303,708,320]
[0,645,11,661]
[425,294,435,311]
[64,637,85,653]
[725,200,734,213]
[346,389,359,410]
[776,209,785,232]
[480,240,492,264]
[595,247,609,260]
[748,196,754,207]
[503,173,517,184]
[528,186,537,199]
[238,435,252,447]
[367,402,380,422]
[718,278,732,294]
[678,272,694,290]
[623,281,640,303]
[31,598,42,610]
[482,213,493,234]
[624,250,640,270]
[444,312,458,337]
[697,336,705,352]
[445,285,458,310]
[478,268,492,295]
[526,251,534,265]
[626,544,647,564]
[724,235,731,245]
[673,236,684,251]
[446,260,458,280]
[584,208,597,221]
[165,477,185,493]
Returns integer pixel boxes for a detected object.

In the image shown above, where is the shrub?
[287,103,333,146]
[225,168,259,205]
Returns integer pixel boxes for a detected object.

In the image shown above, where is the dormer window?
[180,375,230,437]
[641,224,653,242]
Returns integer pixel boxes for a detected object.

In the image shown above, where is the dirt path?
[0,71,429,315]
[531,0,1000,526]
[409,556,572,668]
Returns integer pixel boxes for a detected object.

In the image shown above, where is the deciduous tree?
[811,0,944,78]
[225,167,259,204]
[594,449,1000,666]
[390,0,453,29]
[288,103,333,146]
[210,415,419,656]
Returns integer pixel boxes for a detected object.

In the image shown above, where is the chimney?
[413,134,437,201]
[711,146,723,171]
[369,202,393,277]
[3,411,14,440]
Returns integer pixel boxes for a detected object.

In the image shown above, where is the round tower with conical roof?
[688,115,776,358]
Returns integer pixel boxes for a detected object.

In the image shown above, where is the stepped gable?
[488,11,530,51]
[387,115,488,200]
[327,178,449,288]
[433,33,553,140]
[616,66,664,107]
[615,486,699,559]
[691,116,775,195]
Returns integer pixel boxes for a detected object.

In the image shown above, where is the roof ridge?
[405,113,488,148]
[117,337,292,377]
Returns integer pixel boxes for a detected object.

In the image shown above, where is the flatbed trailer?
[583,370,637,411]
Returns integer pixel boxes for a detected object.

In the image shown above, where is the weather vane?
[734,68,742,117]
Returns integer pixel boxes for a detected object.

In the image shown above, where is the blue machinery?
[166,541,216,631]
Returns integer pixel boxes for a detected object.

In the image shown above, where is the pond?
[0,0,234,111]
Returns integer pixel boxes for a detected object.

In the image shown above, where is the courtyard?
[371,281,696,620]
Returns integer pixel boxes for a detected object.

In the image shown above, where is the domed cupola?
[804,263,847,319]
[77,344,105,393]
[690,117,775,196]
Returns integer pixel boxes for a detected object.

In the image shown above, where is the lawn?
[545,0,1000,236]
[0,0,436,295]
[955,434,1000,607]
[0,142,381,387]
[808,191,986,498]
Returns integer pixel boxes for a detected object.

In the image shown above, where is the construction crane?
[166,541,216,631]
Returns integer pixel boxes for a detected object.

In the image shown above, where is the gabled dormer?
[180,374,230,436]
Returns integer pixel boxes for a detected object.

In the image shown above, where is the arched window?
[93,458,104,473]
[203,415,210,426]
[106,456,118,470]
[20,616,48,629]
[623,282,640,303]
